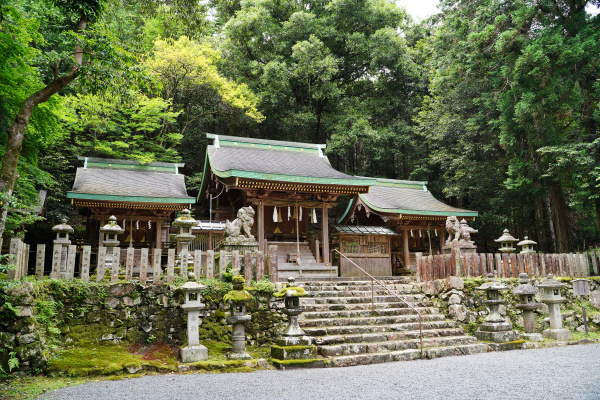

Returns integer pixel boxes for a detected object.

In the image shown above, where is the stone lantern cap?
[274,277,308,298]
[516,236,536,247]
[476,274,509,292]
[494,229,518,244]
[181,281,207,292]
[100,216,125,234]
[513,273,538,296]
[52,218,74,234]
[538,274,565,290]
[173,209,197,228]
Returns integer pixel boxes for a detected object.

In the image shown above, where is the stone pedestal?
[181,345,208,363]
[542,328,572,341]
[520,332,543,342]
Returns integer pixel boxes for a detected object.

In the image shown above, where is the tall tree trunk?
[544,194,557,253]
[0,17,86,240]
[548,181,571,253]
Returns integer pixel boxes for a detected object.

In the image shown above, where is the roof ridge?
[206,133,326,150]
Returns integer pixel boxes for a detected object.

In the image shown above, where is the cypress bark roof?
[205,134,374,186]
[67,158,193,203]
[358,178,477,217]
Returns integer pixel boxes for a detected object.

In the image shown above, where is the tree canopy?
[1,0,599,253]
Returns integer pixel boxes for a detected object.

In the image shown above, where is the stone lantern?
[100,216,125,274]
[474,274,519,344]
[271,277,322,368]
[513,273,542,341]
[173,209,197,277]
[224,276,253,360]
[517,236,537,254]
[180,281,208,362]
[51,218,74,279]
[494,229,519,253]
[538,274,571,341]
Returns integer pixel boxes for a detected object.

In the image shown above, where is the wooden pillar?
[322,203,329,264]
[155,218,161,249]
[440,229,445,254]
[258,201,265,253]
[402,227,410,270]
[98,217,105,247]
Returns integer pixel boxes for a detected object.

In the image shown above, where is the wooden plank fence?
[3,238,278,284]
[417,250,599,281]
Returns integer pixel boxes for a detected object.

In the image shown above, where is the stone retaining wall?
[420,276,600,335]
[0,280,284,373]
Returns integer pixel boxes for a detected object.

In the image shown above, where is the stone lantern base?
[542,328,571,341]
[180,344,208,363]
[271,336,323,369]
[474,322,519,343]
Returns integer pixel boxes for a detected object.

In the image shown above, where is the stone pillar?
[206,250,214,279]
[322,204,329,264]
[52,219,74,280]
[35,244,45,280]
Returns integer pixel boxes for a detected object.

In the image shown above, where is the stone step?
[313,327,466,345]
[301,307,440,320]
[308,294,426,304]
[326,343,489,368]
[278,264,336,272]
[303,320,458,336]
[300,284,419,293]
[301,279,414,286]
[309,289,420,298]
[300,313,447,328]
[301,301,420,312]
[319,335,478,357]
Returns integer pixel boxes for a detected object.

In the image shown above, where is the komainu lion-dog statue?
[225,206,255,240]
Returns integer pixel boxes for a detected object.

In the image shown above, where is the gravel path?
[39,344,600,400]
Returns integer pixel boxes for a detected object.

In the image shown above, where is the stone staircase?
[274,242,338,280]
[298,279,488,367]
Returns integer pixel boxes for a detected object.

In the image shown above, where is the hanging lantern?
[273,206,278,223]
[312,208,317,223]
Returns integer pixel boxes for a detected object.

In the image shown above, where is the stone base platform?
[474,322,519,343]
[543,328,572,341]
[180,344,208,363]
[520,332,543,342]
[271,358,325,369]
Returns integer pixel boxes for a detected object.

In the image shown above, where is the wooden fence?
[4,238,280,284]
[416,250,600,282]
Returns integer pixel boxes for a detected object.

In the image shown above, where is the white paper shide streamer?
[288,206,291,221]
[299,206,302,221]
[312,208,317,223]
[273,206,278,223]
[136,220,140,230]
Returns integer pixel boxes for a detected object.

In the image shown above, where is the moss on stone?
[273,286,307,298]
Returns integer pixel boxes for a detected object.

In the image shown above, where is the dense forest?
[1,0,599,253]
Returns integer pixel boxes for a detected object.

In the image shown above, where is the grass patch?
[46,343,178,377]
[0,376,87,400]
[571,330,600,341]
